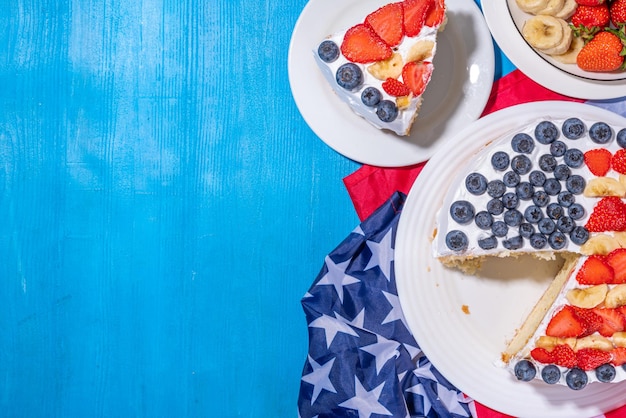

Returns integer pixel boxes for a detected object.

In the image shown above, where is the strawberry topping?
[403,0,435,37]
[365,2,405,47]
[382,77,411,96]
[612,149,626,174]
[402,61,433,96]
[546,305,588,338]
[606,248,626,283]
[576,255,615,285]
[341,24,392,64]
[576,347,612,371]
[584,148,613,176]
[586,196,626,232]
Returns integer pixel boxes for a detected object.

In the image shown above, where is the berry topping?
[502,192,519,209]
[487,180,506,198]
[365,2,405,48]
[606,248,626,283]
[382,77,411,96]
[591,307,626,337]
[449,200,475,224]
[477,235,498,250]
[515,181,534,200]
[589,121,613,144]
[503,235,524,250]
[610,347,626,366]
[465,172,488,195]
[529,170,547,187]
[539,154,557,172]
[576,255,615,285]
[474,211,493,230]
[491,220,508,237]
[491,151,510,171]
[586,196,626,232]
[617,128,626,148]
[584,148,612,176]
[376,100,399,122]
[445,230,468,252]
[535,121,559,144]
[530,347,554,364]
[543,178,562,196]
[529,233,547,249]
[568,204,585,220]
[524,205,544,223]
[558,191,575,207]
[564,148,584,168]
[361,87,382,107]
[487,198,504,215]
[554,164,571,181]
[562,118,586,139]
[533,190,550,207]
[503,171,520,188]
[546,305,587,338]
[565,367,588,390]
[336,63,364,90]
[519,222,535,238]
[538,218,556,235]
[596,364,616,383]
[552,344,578,368]
[504,209,523,227]
[546,203,564,220]
[514,360,536,381]
[576,348,612,371]
[318,40,340,63]
[511,154,532,175]
[403,0,434,37]
[565,175,586,195]
[541,364,561,384]
[341,24,392,64]
[425,0,445,26]
[511,133,535,154]
[402,61,433,96]
[550,140,567,157]
[570,226,589,245]
[548,231,567,249]
[556,216,575,234]
[612,149,626,174]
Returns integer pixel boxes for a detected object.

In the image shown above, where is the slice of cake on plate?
[314,0,446,136]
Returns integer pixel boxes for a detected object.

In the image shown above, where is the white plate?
[482,0,626,100]
[288,0,495,167]
[395,101,626,417]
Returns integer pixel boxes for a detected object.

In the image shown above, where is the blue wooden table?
[0,0,513,416]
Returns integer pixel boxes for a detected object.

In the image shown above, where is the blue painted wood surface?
[0,0,513,416]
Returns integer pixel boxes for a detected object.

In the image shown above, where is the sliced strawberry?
[552,344,579,368]
[592,307,626,337]
[576,255,615,285]
[382,77,411,96]
[402,61,433,96]
[530,347,554,364]
[606,248,626,283]
[618,306,626,317]
[546,305,587,338]
[403,0,434,37]
[576,347,612,371]
[365,2,405,47]
[586,196,626,232]
[610,347,626,366]
[341,24,392,64]
[612,149,626,175]
[424,0,445,27]
[584,148,612,176]
[571,306,603,336]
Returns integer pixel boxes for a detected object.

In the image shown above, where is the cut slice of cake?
[314,0,446,136]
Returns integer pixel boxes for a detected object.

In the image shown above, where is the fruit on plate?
[522,15,574,55]
[576,30,626,72]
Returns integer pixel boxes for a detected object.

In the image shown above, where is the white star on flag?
[309,313,359,349]
[413,362,439,382]
[406,382,432,415]
[301,355,337,405]
[338,377,392,418]
[317,256,360,303]
[360,334,400,375]
[364,227,394,280]
[339,308,365,330]
[381,290,410,330]
[435,385,472,417]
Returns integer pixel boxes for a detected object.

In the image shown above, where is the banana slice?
[406,40,435,63]
[566,284,609,308]
[615,231,626,248]
[605,284,626,308]
[516,0,550,14]
[522,15,564,51]
[535,335,576,350]
[613,332,626,347]
[552,35,584,64]
[575,335,614,351]
[367,53,403,81]
[538,19,572,55]
[584,177,626,197]
[537,0,565,16]
[579,234,621,255]
[555,0,578,19]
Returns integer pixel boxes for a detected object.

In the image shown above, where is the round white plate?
[288,0,495,167]
[395,101,626,417]
[482,0,626,100]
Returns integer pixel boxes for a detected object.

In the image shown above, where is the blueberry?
[530,233,548,249]
[492,221,508,237]
[524,205,544,223]
[511,155,532,175]
[532,190,550,207]
[491,151,510,171]
[617,128,626,148]
[487,198,504,216]
[519,223,535,238]
[538,154,557,172]
[450,200,475,224]
[511,133,535,154]
[541,364,561,384]
[487,180,506,198]
[529,170,547,187]
[535,121,559,144]
[570,226,589,245]
[502,192,519,209]
[548,231,567,250]
[503,235,524,250]
[318,40,340,62]
[445,230,469,252]
[566,367,588,390]
[514,360,537,381]
[336,63,363,90]
[564,148,584,168]
[465,172,488,195]
[568,203,585,220]
[562,118,585,139]
[556,216,575,233]
[475,211,493,230]
[361,87,382,107]
[596,364,616,383]
[546,203,564,220]
[557,191,575,207]
[589,121,613,144]
[554,164,571,181]
[543,178,562,196]
[504,209,523,227]
[503,171,520,188]
[538,218,556,235]
[566,175,585,195]
[478,235,498,250]
[550,140,567,157]
[376,100,398,122]
[516,181,534,200]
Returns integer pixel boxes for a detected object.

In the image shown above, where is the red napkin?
[343,69,626,417]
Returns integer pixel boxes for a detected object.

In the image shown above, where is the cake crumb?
[461,305,470,315]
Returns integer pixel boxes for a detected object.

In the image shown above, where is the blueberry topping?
[562,118,585,139]
[550,140,567,157]
[514,360,536,381]
[492,221,508,237]
[548,231,567,249]
[529,233,547,249]
[336,63,363,90]
[554,164,571,181]
[361,87,382,107]
[596,364,616,383]
[570,226,589,245]
[617,128,626,148]
[564,148,584,168]
[538,218,556,235]
[516,181,534,200]
[450,200,475,224]
[511,133,535,154]
[541,364,561,384]
[503,235,524,250]
[478,235,498,250]
[504,209,523,227]
[511,155,532,175]
[491,151,510,171]
[487,180,506,198]
[475,211,493,230]
[566,367,588,390]
[318,40,340,62]
[557,191,575,207]
[532,190,550,207]
[487,198,504,216]
[543,178,562,196]
[445,230,469,252]
[556,216,575,233]
[465,172,488,195]
[538,154,557,172]
[568,203,585,220]
[502,192,519,209]
[503,171,520,188]
[535,121,559,144]
[566,175,585,195]
[529,170,547,187]
[519,223,535,238]
[376,100,398,122]
[546,203,564,220]
[524,205,544,223]
[589,121,613,144]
